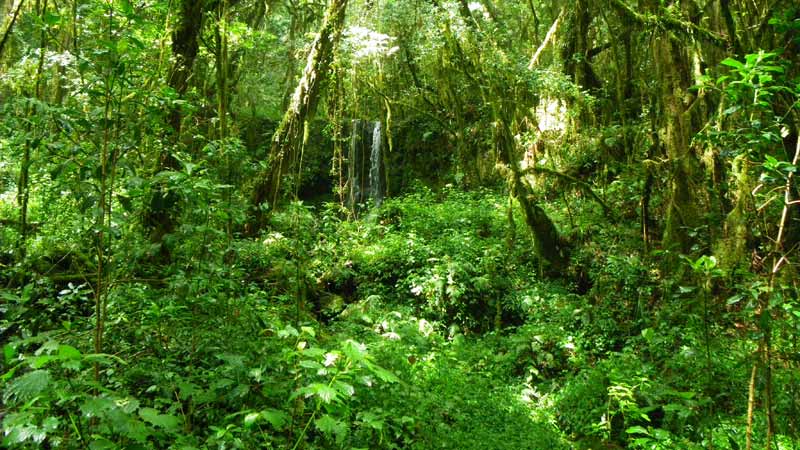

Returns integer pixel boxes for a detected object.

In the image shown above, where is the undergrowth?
[2,187,799,449]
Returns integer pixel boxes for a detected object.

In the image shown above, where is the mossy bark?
[715,155,754,270]
[250,0,348,229]
[495,117,567,271]
[653,33,703,252]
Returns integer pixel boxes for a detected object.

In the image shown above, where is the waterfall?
[369,121,382,207]
[347,119,383,212]
[349,119,362,210]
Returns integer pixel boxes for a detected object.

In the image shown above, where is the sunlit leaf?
[310,383,338,403]
[139,408,180,431]
[720,57,744,70]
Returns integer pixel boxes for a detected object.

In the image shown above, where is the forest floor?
[2,187,798,449]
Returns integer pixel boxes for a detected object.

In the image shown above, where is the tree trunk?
[280,4,301,112]
[143,0,206,260]
[167,0,205,136]
[16,0,47,262]
[562,0,599,92]
[653,32,703,251]
[494,109,567,271]
[250,0,348,228]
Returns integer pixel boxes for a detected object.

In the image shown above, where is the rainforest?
[0,0,799,448]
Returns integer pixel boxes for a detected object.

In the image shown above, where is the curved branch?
[522,166,615,219]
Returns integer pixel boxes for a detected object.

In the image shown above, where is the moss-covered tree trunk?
[494,106,567,271]
[448,0,567,270]
[653,32,703,252]
[0,0,24,60]
[250,0,348,229]
[561,0,598,92]
[608,0,726,253]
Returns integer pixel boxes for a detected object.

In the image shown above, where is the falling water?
[349,119,362,209]
[347,119,383,213]
[369,121,382,207]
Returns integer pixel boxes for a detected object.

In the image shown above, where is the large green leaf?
[3,370,51,404]
[720,57,744,70]
[315,414,348,444]
[243,409,289,429]
[139,408,180,431]
[311,383,339,403]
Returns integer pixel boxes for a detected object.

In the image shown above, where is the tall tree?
[250,0,348,228]
[143,0,207,260]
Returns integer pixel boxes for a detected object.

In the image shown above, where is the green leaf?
[139,408,180,431]
[334,381,355,397]
[3,344,15,364]
[2,366,20,383]
[81,396,115,418]
[43,12,61,25]
[4,369,51,404]
[58,345,81,360]
[116,397,140,414]
[300,326,316,337]
[626,425,650,435]
[640,328,654,343]
[259,409,289,429]
[116,0,134,15]
[117,194,133,212]
[278,325,299,339]
[3,423,47,445]
[720,57,744,70]
[315,414,348,443]
[311,383,339,403]
[42,416,59,431]
[727,294,744,305]
[30,355,54,369]
[342,340,367,362]
[299,359,323,370]
[88,437,118,450]
[358,411,384,430]
[367,362,400,383]
[244,412,260,427]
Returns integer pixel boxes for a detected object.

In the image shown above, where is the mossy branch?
[607,0,728,46]
[250,0,348,229]
[521,166,615,219]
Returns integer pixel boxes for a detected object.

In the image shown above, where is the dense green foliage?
[1,0,799,449]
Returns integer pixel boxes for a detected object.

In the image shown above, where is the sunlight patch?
[536,98,567,132]
[343,26,399,60]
